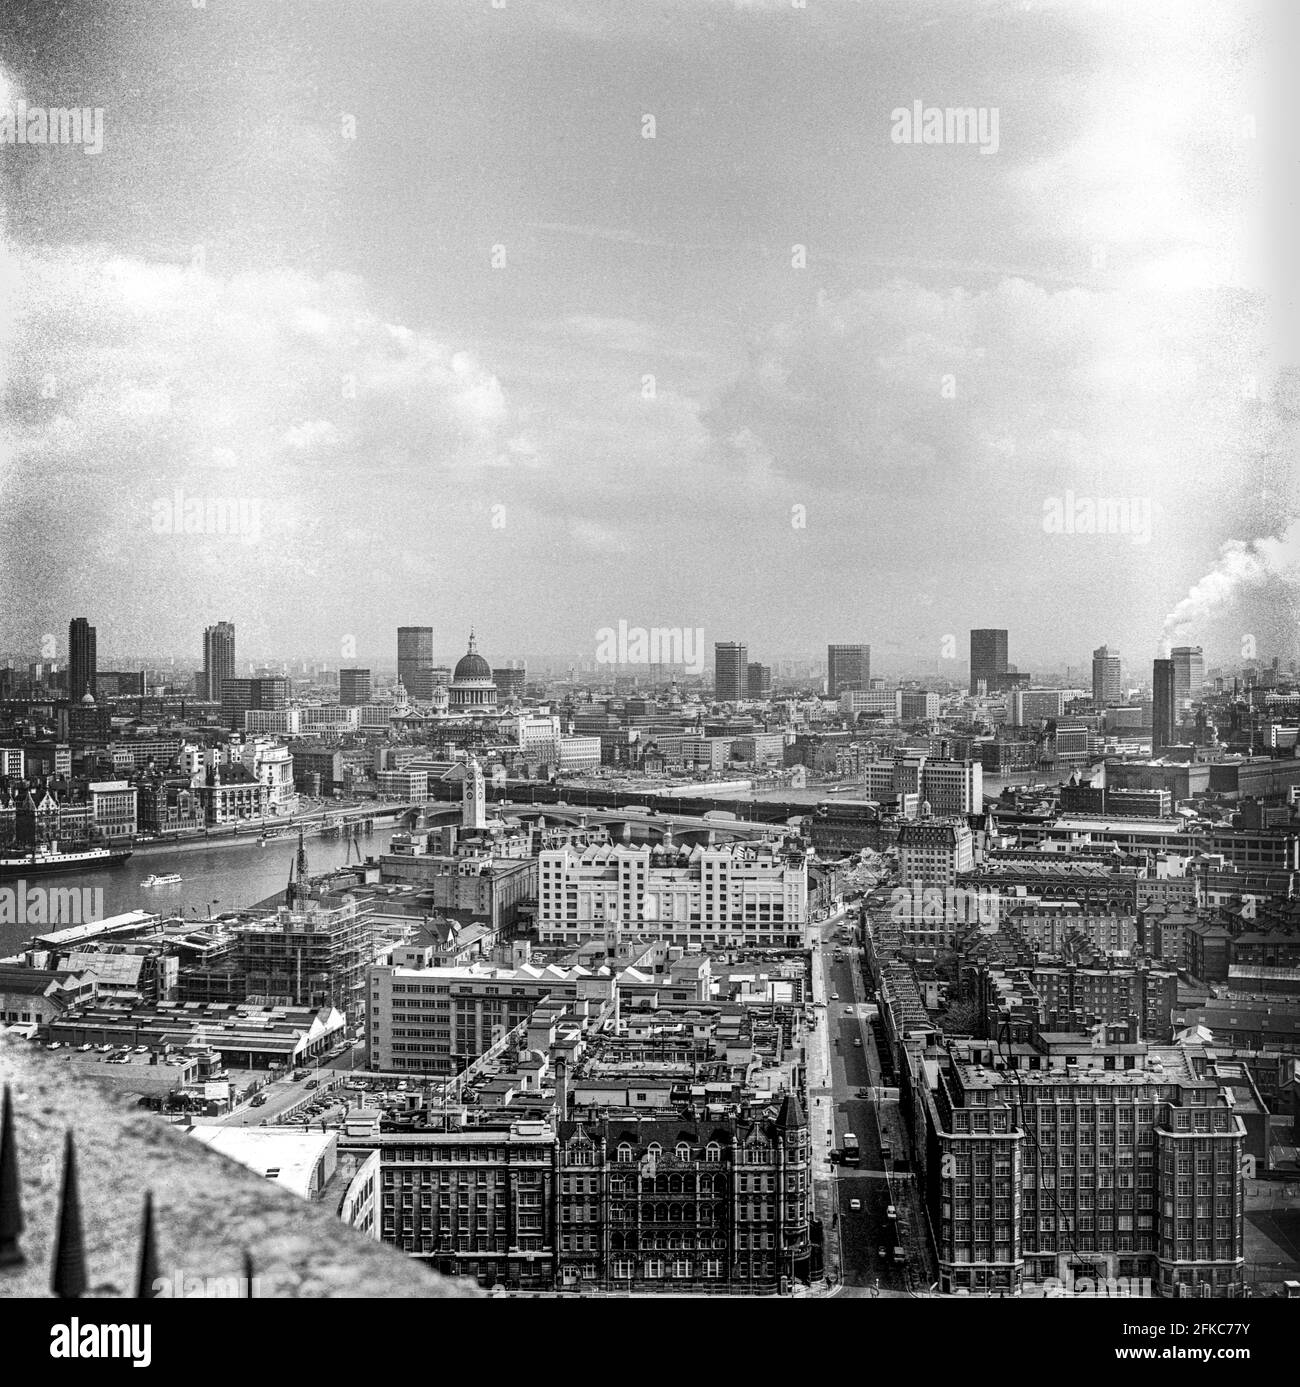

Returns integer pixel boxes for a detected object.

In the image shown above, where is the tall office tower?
[68,617,97,702]
[746,662,772,700]
[338,668,372,706]
[220,675,291,726]
[493,665,527,701]
[826,643,870,698]
[1171,645,1205,709]
[969,629,1008,694]
[1092,645,1122,706]
[714,642,747,702]
[1152,658,1177,752]
[202,621,236,703]
[397,626,435,700]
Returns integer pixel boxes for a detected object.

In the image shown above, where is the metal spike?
[0,1084,24,1268]
[135,1191,161,1297]
[243,1249,255,1297]
[50,1131,87,1299]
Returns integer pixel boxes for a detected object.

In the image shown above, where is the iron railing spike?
[136,1190,162,1298]
[50,1131,87,1299]
[0,1084,24,1269]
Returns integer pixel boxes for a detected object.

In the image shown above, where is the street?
[812,936,909,1295]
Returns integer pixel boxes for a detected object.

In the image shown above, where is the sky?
[0,0,1295,676]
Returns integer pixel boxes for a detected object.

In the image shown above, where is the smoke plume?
[1162,518,1300,642]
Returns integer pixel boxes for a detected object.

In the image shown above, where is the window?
[676,1143,692,1161]
[618,1144,634,1163]
[705,1143,722,1163]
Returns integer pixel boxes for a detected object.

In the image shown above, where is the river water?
[1,824,403,957]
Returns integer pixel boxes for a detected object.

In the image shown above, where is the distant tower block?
[462,757,486,830]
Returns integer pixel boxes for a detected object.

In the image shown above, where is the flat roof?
[1051,817,1195,835]
[189,1127,335,1200]
[32,910,159,947]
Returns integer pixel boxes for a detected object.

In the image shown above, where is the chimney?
[554,1056,568,1120]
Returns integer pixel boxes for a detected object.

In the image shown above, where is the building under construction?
[231,831,378,1021]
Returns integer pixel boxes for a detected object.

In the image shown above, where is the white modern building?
[513,713,562,764]
[537,838,810,948]
[238,738,299,815]
[557,736,602,773]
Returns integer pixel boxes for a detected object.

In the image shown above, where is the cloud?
[0,245,529,644]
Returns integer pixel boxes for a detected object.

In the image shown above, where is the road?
[813,934,910,1296]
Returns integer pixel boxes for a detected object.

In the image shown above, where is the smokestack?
[554,1056,568,1121]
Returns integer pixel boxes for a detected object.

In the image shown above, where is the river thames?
[1,824,403,957]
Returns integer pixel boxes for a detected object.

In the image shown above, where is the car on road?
[853,1037,862,1047]
[305,1079,319,1089]
[830,993,839,1001]
[886,1205,897,1220]
[250,1095,267,1107]
[849,1198,861,1211]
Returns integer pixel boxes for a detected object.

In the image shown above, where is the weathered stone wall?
[0,1037,477,1298]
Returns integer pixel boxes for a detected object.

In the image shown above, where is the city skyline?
[0,1,1295,668]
